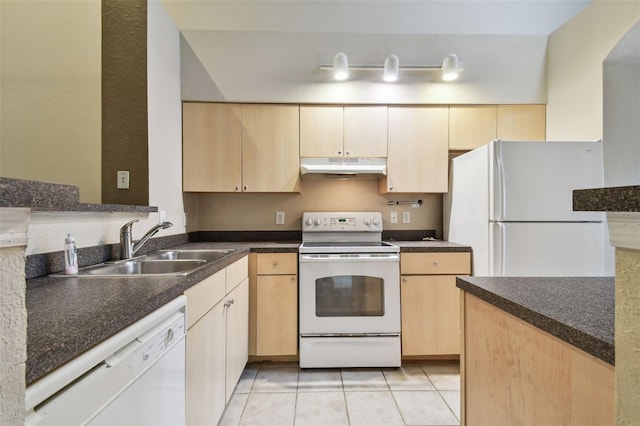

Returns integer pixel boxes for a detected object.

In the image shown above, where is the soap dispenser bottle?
[64,234,78,274]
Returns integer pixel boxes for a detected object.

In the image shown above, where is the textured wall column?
[102,0,149,205]
[0,208,29,426]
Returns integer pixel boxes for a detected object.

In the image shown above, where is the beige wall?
[194,179,443,235]
[0,0,101,203]
[546,2,640,141]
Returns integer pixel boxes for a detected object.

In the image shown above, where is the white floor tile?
[298,369,343,392]
[344,391,405,425]
[234,366,258,394]
[294,391,349,426]
[342,369,388,391]
[393,390,459,426]
[421,362,460,391]
[251,366,299,393]
[383,365,436,391]
[239,393,296,426]
[222,363,462,426]
[219,393,249,426]
[440,390,461,421]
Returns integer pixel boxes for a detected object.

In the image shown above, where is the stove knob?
[373,218,380,226]
[364,218,372,226]
[305,218,313,226]
[314,219,321,226]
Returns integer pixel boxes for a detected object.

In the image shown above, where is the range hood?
[300,157,387,176]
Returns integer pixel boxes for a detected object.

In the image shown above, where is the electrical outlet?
[275,211,285,225]
[159,210,166,223]
[390,211,398,224]
[117,171,130,189]
[402,211,411,224]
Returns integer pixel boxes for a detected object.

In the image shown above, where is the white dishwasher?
[26,296,187,426]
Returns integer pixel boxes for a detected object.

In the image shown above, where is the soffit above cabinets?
[161,0,592,104]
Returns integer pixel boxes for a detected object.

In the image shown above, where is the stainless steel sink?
[143,249,236,262]
[53,248,236,277]
[76,259,207,276]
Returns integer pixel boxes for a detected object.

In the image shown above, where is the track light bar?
[320,53,462,82]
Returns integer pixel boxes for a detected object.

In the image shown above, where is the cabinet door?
[256,274,298,356]
[344,106,388,157]
[382,106,449,193]
[241,104,300,192]
[497,104,546,141]
[186,302,226,425]
[401,275,460,356]
[449,105,497,151]
[182,102,242,192]
[300,105,344,157]
[225,278,249,403]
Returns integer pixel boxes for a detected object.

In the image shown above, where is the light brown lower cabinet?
[249,252,298,357]
[185,256,249,426]
[462,293,614,425]
[400,252,471,357]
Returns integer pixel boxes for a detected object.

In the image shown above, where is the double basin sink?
[69,249,236,277]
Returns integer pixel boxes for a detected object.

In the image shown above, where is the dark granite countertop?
[573,185,639,212]
[456,276,614,365]
[0,176,157,213]
[26,241,299,385]
[26,238,466,385]
[393,240,472,252]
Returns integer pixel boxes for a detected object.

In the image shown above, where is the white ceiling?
[160,0,592,104]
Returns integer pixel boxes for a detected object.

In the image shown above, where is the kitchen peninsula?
[457,276,614,425]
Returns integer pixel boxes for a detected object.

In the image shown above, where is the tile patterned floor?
[219,361,460,426]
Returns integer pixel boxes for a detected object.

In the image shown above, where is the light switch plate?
[276,211,285,225]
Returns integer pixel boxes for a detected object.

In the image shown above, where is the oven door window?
[315,275,384,317]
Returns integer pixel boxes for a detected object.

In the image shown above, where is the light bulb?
[442,54,460,82]
[333,52,348,81]
[383,55,399,82]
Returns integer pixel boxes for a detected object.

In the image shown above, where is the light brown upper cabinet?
[448,104,546,151]
[299,105,387,158]
[241,104,300,192]
[497,104,546,141]
[183,103,242,192]
[183,103,300,193]
[380,106,449,193]
[449,105,498,151]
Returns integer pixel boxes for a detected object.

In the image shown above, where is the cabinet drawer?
[401,252,471,275]
[226,255,249,293]
[256,253,297,275]
[184,269,226,329]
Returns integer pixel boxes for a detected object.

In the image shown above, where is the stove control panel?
[302,212,383,232]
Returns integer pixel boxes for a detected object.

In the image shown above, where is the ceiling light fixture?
[383,55,399,82]
[321,53,462,82]
[441,53,460,82]
[333,52,349,81]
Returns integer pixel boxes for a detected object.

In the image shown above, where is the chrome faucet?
[120,219,173,260]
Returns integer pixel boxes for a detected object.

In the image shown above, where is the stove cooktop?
[298,240,399,254]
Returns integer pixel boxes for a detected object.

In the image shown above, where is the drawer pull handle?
[224,298,235,308]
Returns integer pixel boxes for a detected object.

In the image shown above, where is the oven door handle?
[299,254,400,262]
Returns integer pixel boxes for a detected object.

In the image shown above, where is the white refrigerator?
[445,140,614,277]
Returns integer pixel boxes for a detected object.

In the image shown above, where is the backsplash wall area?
[187,179,443,237]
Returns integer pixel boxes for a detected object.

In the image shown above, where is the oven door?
[298,253,400,335]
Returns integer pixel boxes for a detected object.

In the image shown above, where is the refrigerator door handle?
[495,142,506,221]
[496,222,506,276]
